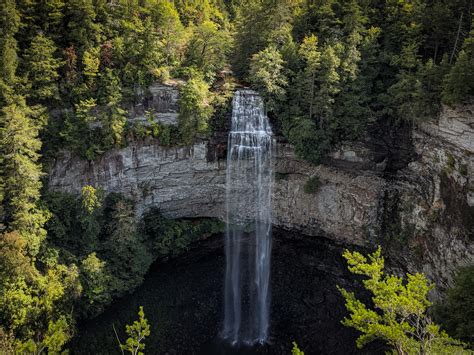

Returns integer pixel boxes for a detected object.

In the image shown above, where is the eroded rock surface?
[384,105,474,292]
[48,139,383,247]
[127,83,181,125]
[47,88,474,291]
[48,141,226,218]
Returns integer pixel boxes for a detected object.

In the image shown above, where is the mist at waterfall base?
[223,89,275,346]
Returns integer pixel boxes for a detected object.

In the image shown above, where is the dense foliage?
[434,266,474,345]
[339,247,469,354]
[236,0,474,163]
[0,0,472,351]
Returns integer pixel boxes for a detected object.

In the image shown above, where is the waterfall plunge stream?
[223,89,275,345]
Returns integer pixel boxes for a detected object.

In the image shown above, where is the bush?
[288,118,332,165]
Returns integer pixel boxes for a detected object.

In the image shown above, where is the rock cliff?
[47,86,473,291]
[383,105,474,292]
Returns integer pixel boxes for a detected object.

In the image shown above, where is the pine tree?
[178,74,214,144]
[0,97,49,256]
[314,44,341,127]
[23,33,62,104]
[299,34,321,120]
[339,247,469,354]
[64,0,100,51]
[98,68,127,147]
[116,306,151,355]
[0,0,20,105]
[148,0,186,68]
[442,18,474,105]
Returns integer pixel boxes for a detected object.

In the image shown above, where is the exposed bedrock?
[48,138,385,246]
[47,85,473,291]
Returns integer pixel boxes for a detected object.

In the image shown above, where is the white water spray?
[223,89,275,345]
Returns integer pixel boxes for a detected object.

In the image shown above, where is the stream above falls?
[70,229,385,354]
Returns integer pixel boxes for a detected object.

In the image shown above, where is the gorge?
[47,84,474,353]
[48,83,474,295]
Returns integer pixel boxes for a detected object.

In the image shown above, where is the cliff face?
[48,140,385,246]
[383,105,474,291]
[47,85,473,291]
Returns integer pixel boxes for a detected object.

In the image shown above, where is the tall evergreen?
[442,18,474,105]
[0,0,20,105]
[23,33,62,104]
[0,98,49,257]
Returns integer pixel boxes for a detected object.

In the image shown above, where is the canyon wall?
[48,85,473,291]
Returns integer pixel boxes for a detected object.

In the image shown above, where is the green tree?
[23,33,62,104]
[178,75,213,144]
[332,26,380,140]
[313,44,341,128]
[80,252,111,315]
[299,34,321,120]
[186,20,233,77]
[174,0,224,26]
[116,306,151,355]
[104,196,152,295]
[98,68,127,147]
[60,98,100,159]
[148,0,186,68]
[288,118,331,165]
[338,247,468,354]
[15,315,72,354]
[248,45,287,109]
[64,0,100,51]
[434,266,474,344]
[0,98,49,256]
[442,18,474,106]
[79,185,102,251]
[0,0,20,105]
[0,263,80,347]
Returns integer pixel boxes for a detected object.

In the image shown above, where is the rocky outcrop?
[127,83,181,125]
[273,144,385,246]
[48,141,227,218]
[48,140,384,247]
[47,83,473,292]
[383,105,474,292]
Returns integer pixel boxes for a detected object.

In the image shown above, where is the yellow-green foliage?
[178,75,213,144]
[118,306,151,355]
[292,341,305,355]
[338,247,469,354]
[81,185,102,215]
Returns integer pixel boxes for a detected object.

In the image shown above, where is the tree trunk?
[450,12,464,64]
[309,71,315,120]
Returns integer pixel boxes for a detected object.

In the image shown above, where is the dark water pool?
[71,230,385,354]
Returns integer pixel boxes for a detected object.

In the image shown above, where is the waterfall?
[223,89,275,345]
